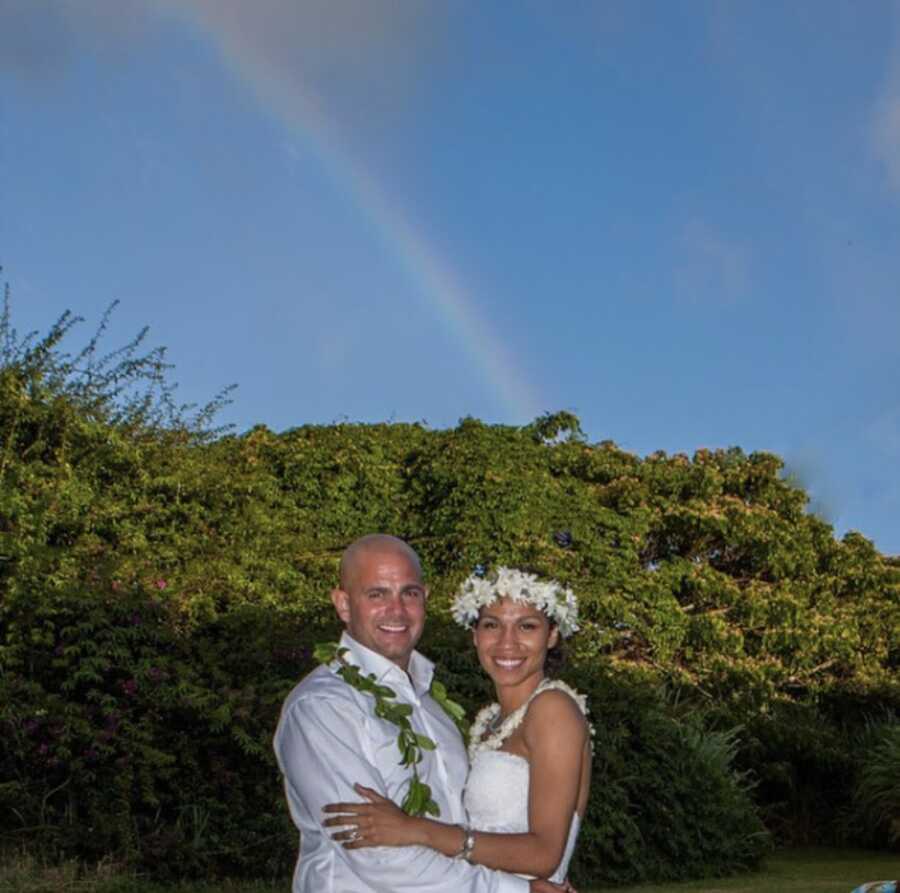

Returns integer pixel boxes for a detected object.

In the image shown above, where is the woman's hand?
[322,783,426,848]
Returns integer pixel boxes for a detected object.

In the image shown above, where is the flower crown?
[450,566,580,638]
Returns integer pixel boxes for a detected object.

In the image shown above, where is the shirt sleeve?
[275,693,530,893]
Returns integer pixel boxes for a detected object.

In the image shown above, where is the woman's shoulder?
[521,681,592,744]
[526,686,586,723]
[530,679,589,717]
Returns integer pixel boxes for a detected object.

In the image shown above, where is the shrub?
[1,293,897,880]
[849,719,900,848]
[568,668,770,885]
[0,579,320,877]
[737,701,856,846]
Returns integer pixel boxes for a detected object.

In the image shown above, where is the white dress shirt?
[274,632,529,893]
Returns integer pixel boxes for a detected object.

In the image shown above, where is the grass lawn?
[2,848,896,892]
[598,848,898,893]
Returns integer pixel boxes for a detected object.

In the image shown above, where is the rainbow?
[174,7,543,422]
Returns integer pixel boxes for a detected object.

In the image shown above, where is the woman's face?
[472,596,559,694]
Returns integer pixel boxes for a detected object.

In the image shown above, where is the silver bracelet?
[456,826,476,861]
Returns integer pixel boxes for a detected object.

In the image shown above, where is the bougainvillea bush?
[1,304,897,881]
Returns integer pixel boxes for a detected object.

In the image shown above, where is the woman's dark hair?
[544,623,566,676]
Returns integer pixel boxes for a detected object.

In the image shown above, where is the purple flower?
[122,679,138,697]
[38,743,49,755]
[155,579,167,590]
[147,666,164,682]
[130,612,142,626]
[24,720,39,735]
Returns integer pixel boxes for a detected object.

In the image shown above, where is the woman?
[323,567,592,889]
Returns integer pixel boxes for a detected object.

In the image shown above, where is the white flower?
[450,566,580,638]
[468,678,594,759]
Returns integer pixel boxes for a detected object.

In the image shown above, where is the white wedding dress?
[462,680,589,884]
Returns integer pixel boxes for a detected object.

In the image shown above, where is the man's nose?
[382,591,408,613]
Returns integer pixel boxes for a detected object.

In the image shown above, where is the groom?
[274,534,559,892]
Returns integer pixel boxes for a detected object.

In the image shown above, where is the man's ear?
[331,588,351,624]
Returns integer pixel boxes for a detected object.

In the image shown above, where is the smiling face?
[330,544,427,669]
[472,596,559,701]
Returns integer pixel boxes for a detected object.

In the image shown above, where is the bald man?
[274,535,531,893]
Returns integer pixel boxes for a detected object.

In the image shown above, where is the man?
[274,534,556,892]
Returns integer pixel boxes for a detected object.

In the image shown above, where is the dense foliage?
[1,302,897,883]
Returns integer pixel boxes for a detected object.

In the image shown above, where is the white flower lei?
[451,566,580,638]
[468,678,595,760]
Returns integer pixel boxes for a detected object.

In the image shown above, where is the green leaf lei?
[313,642,468,818]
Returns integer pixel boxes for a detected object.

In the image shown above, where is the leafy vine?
[314,642,468,817]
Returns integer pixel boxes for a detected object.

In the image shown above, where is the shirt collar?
[339,631,434,697]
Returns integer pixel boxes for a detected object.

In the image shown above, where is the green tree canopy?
[2,300,897,879]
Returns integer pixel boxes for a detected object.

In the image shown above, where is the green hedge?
[2,582,771,882]
[1,311,898,881]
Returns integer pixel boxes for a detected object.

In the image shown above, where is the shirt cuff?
[495,874,531,893]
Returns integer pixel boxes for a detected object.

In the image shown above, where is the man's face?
[331,548,427,669]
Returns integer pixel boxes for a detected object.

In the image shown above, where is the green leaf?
[401,776,437,817]
[430,679,469,737]
[313,641,341,664]
[316,640,442,818]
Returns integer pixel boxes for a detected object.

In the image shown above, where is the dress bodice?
[462,679,591,884]
[463,749,580,883]
[464,750,530,833]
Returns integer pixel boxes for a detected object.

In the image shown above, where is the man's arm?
[276,693,529,893]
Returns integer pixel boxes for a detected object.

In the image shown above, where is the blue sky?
[2,1,899,554]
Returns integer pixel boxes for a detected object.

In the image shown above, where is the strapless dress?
[463,748,580,884]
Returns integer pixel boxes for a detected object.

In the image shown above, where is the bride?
[323,567,592,890]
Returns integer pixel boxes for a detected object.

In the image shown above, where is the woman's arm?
[323,689,587,880]
[323,784,466,853]
[458,690,587,878]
